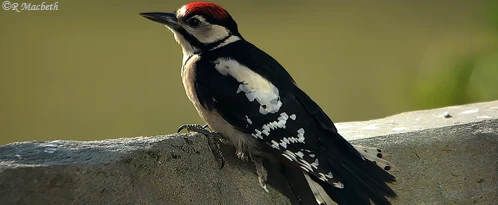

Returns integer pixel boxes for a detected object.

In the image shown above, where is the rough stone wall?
[1,101,497,204]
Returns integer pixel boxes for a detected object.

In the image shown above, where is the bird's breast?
[181,55,201,108]
[180,55,259,158]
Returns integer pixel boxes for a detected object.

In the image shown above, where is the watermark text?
[2,1,59,12]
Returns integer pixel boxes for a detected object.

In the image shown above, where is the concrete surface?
[1,100,497,205]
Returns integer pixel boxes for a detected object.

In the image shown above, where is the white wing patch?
[214,58,282,115]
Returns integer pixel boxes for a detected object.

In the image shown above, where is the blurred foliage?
[0,0,497,145]
[488,0,498,31]
[414,48,498,109]
[413,1,498,109]
[414,56,476,108]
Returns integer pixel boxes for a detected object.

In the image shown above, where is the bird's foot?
[177,123,210,135]
[178,123,225,169]
[252,156,269,193]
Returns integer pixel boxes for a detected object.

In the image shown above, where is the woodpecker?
[140,2,396,205]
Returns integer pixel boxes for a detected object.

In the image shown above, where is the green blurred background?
[1,0,497,145]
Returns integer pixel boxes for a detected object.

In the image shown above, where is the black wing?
[194,40,396,205]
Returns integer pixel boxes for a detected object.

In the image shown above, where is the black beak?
[139,12,179,28]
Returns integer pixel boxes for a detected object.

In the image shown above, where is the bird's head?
[140,2,241,55]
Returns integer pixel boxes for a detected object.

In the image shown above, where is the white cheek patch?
[189,16,231,44]
[199,24,230,43]
[214,58,282,115]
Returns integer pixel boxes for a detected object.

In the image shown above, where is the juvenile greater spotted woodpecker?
[140,2,396,205]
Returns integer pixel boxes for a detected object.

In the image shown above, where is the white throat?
[166,26,198,57]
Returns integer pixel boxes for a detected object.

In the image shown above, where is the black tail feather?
[316,134,397,205]
[309,173,371,205]
[308,157,396,205]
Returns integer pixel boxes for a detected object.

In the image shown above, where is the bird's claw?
[207,134,225,169]
[177,123,225,169]
[177,124,210,134]
[252,156,269,193]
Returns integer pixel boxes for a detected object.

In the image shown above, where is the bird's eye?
[186,18,202,28]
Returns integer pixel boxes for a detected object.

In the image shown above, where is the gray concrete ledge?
[1,101,497,204]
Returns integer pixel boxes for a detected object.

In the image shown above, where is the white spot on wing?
[311,159,319,169]
[326,172,333,179]
[270,140,280,150]
[278,112,289,121]
[245,115,253,124]
[284,150,297,161]
[297,128,305,143]
[262,124,270,132]
[333,182,344,189]
[246,92,256,102]
[279,141,288,148]
[297,128,305,134]
[300,165,312,172]
[214,58,282,115]
[299,159,313,172]
[252,129,262,139]
[289,114,296,120]
[296,151,304,158]
[251,112,290,140]
[318,173,328,181]
[282,153,293,161]
[237,84,251,94]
